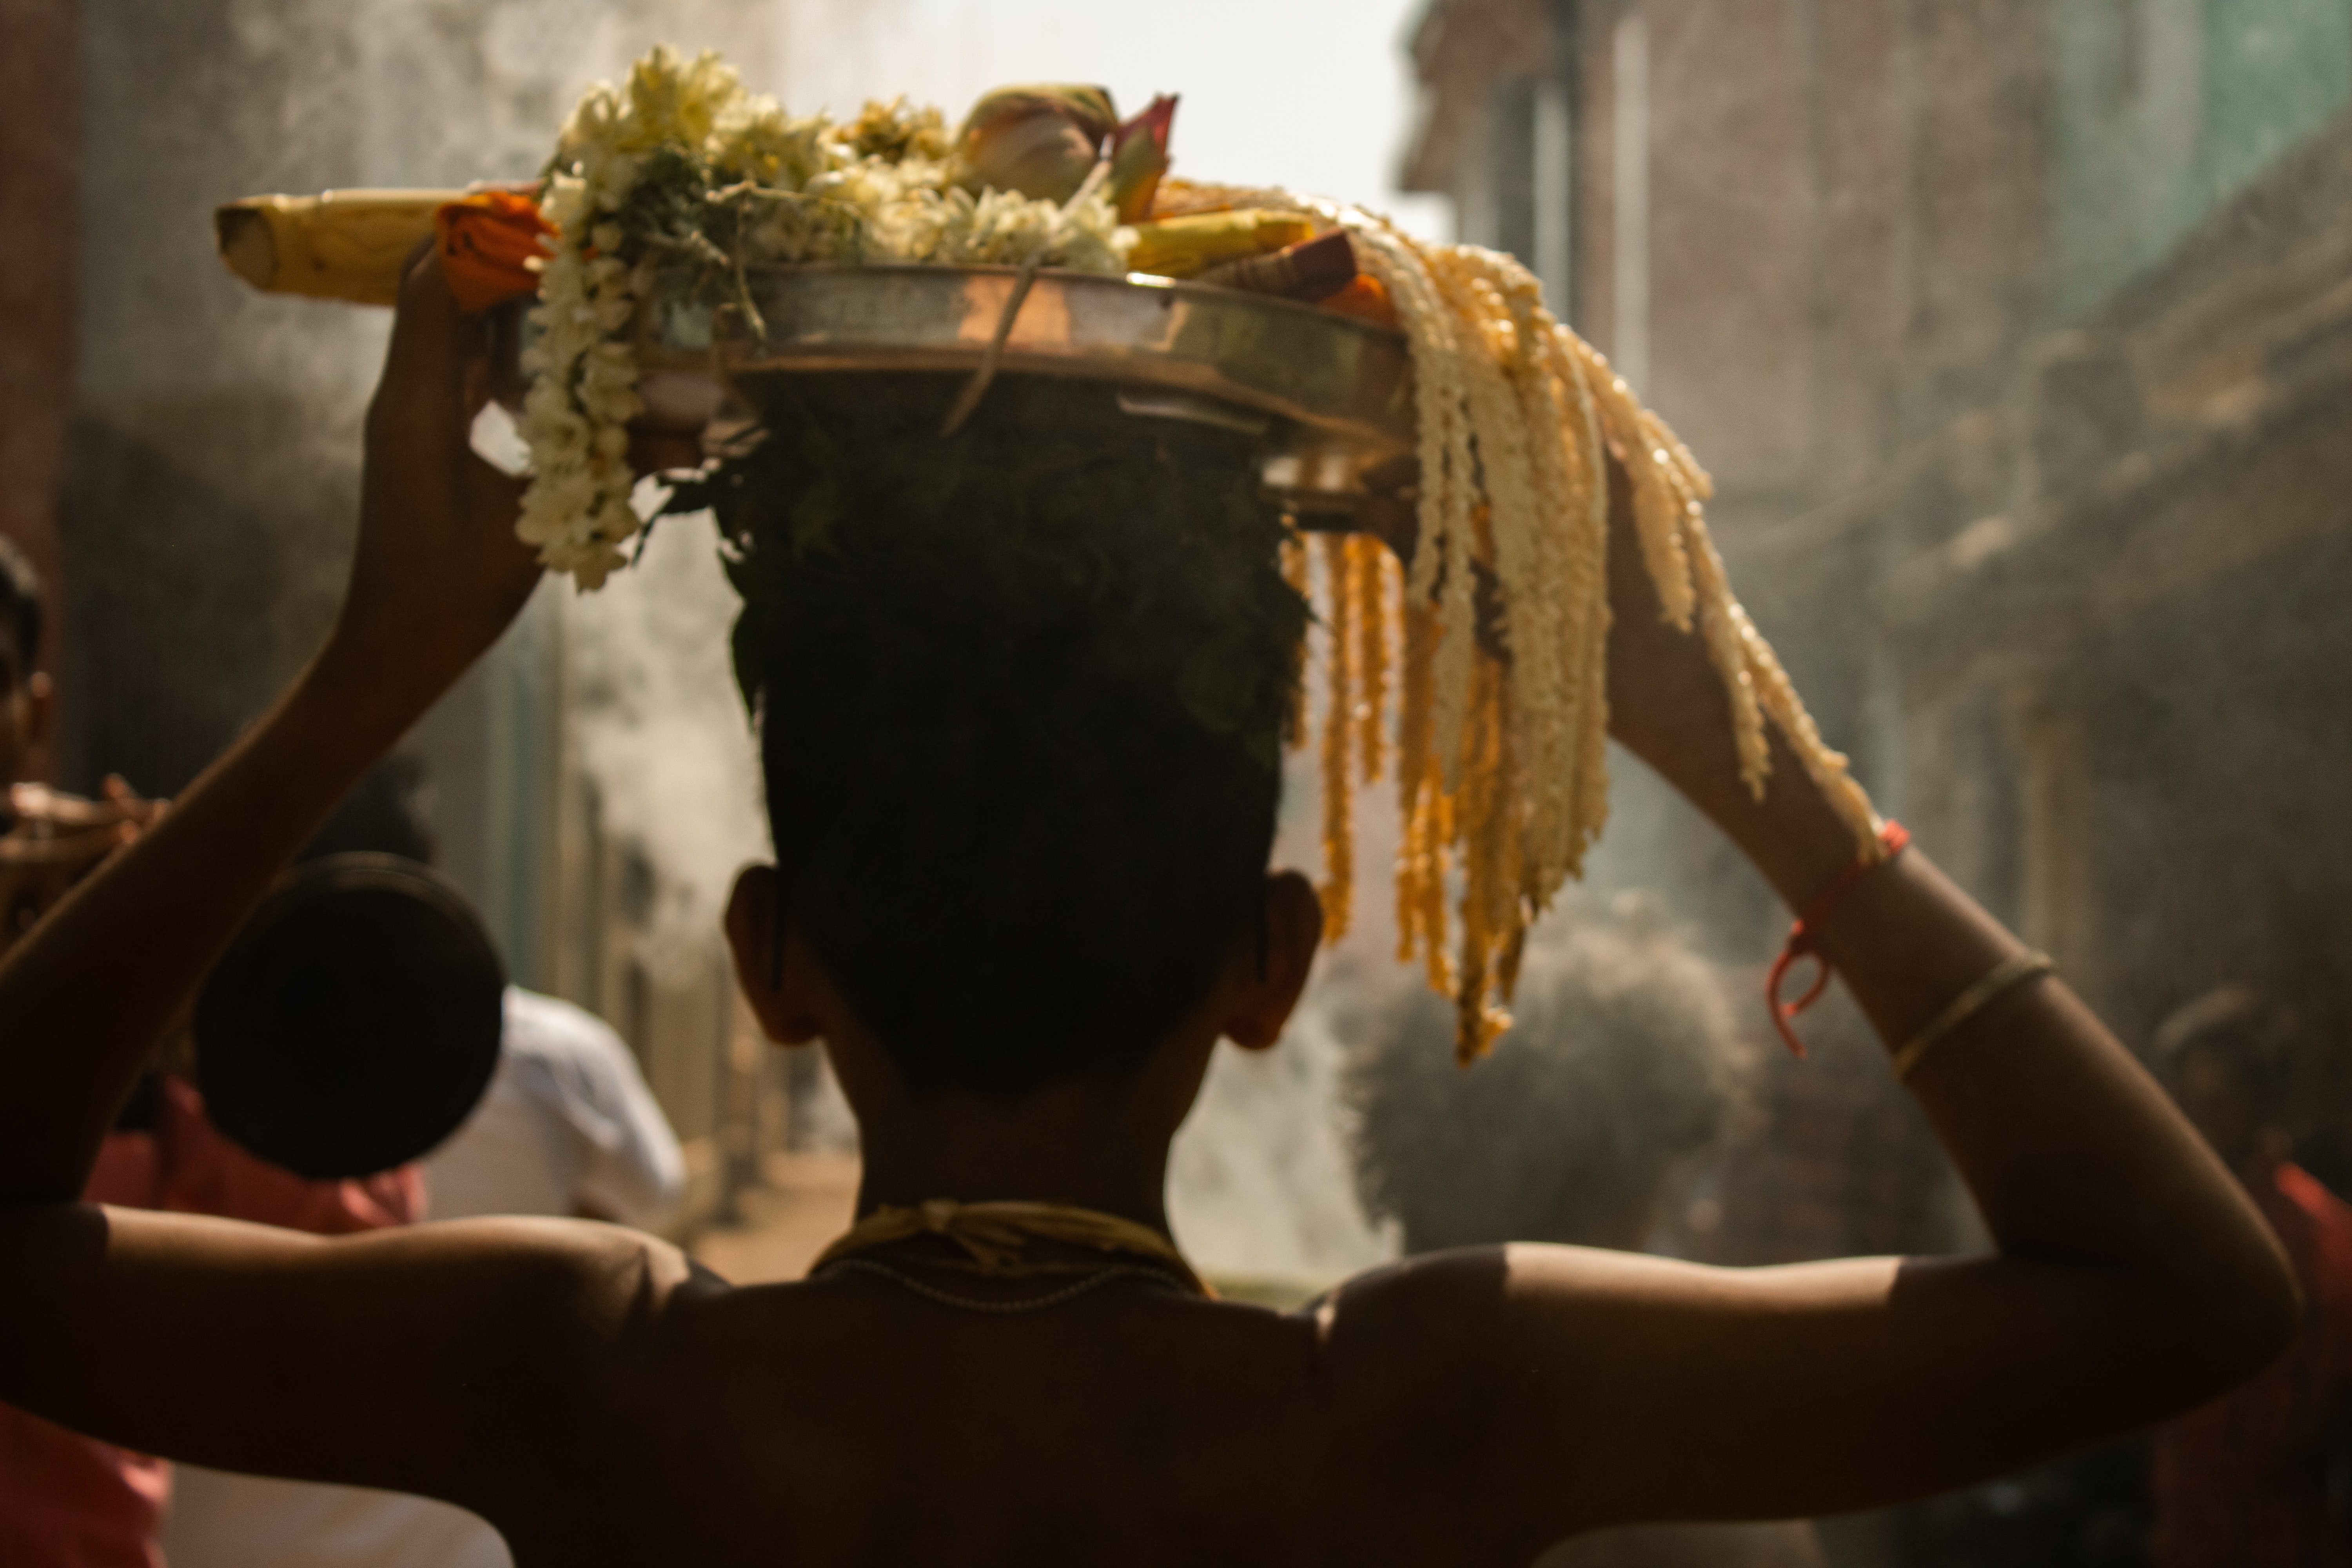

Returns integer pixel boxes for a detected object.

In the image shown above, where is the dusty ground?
[691,1152,862,1283]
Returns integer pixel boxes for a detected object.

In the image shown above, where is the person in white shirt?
[424,986,687,1228]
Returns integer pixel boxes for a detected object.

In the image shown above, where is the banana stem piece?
[214,190,462,306]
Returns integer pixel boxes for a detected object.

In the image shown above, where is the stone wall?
[0,0,81,779]
[65,0,375,796]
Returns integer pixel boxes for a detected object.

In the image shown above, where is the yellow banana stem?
[215,189,463,306]
[1124,209,1318,280]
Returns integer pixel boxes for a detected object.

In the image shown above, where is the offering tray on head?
[213,51,1889,1064]
[623,264,1417,513]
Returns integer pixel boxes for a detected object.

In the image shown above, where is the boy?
[0,252,2305,1565]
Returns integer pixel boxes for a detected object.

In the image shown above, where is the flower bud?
[954,84,1118,203]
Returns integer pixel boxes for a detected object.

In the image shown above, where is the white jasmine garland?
[520,48,1134,588]
[517,176,643,589]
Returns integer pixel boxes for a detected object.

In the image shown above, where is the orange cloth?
[0,1401,172,1568]
[156,1077,423,1233]
[0,1083,423,1566]
[0,1133,172,1568]
[1318,274,1398,330]
[432,189,552,313]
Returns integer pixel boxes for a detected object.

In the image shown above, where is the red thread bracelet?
[1766,821,1910,1056]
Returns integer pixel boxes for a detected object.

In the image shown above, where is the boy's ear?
[724,864,825,1046]
[1221,871,1323,1052]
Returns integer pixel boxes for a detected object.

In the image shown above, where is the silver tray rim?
[630,263,1418,464]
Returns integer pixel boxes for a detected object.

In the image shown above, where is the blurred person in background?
[2149,986,2352,1568]
[1348,899,1826,1568]
[139,1067,448,1568]
[294,760,686,1230]
[155,808,492,1568]
[421,984,686,1228]
[0,537,49,800]
[0,536,172,1568]
[159,769,682,1568]
[0,545,416,1568]
[0,536,156,949]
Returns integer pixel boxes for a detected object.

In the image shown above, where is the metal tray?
[628,265,1416,510]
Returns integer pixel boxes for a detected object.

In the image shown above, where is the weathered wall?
[0,0,81,778]
[1887,117,2352,1060]
[1408,0,2352,1092]
[64,0,373,797]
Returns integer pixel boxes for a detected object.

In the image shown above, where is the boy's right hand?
[1595,452,1741,789]
[1593,450,1863,904]
[333,248,542,708]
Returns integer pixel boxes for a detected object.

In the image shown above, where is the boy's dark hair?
[673,373,1307,1099]
[0,535,44,686]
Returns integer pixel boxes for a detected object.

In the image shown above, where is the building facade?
[1406,0,2352,1102]
[1407,5,2352,1559]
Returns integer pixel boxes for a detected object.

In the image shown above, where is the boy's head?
[703,374,1309,1100]
[0,535,52,789]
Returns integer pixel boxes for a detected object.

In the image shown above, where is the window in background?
[2052,0,2352,317]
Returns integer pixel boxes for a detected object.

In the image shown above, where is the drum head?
[194,854,505,1180]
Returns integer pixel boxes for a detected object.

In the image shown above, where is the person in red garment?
[0,537,175,1568]
[0,1093,174,1568]
[0,1069,426,1568]
[2152,987,2352,1567]
[0,539,422,1568]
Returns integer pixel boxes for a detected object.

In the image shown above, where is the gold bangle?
[1889,951,2054,1083]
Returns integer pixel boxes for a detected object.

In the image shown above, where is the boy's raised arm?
[0,257,666,1518]
[0,251,541,1201]
[1327,458,2301,1548]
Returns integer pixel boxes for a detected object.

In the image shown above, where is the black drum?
[194,854,505,1180]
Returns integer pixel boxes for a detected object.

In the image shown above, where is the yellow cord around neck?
[812,1199,1212,1298]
